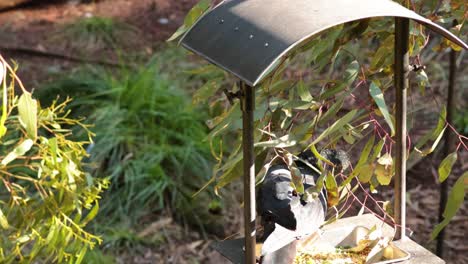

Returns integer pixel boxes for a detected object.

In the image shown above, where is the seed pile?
[294,247,372,264]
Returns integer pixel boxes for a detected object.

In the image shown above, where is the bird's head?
[274,177,296,201]
[319,149,350,173]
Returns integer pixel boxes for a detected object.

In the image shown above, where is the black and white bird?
[257,149,349,263]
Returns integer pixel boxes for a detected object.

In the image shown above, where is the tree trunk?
[0,0,32,10]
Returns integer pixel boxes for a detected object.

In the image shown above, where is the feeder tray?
[211,214,444,264]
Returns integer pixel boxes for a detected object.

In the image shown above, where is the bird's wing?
[293,198,325,236]
[266,206,297,231]
[261,198,325,255]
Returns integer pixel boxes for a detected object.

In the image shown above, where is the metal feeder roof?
[181,0,468,87]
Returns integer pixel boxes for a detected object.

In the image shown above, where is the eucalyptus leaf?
[290,165,304,194]
[168,0,210,42]
[318,97,344,125]
[192,78,222,105]
[370,138,386,161]
[75,248,87,264]
[357,164,374,183]
[82,203,99,226]
[311,109,357,145]
[369,82,395,136]
[415,126,447,156]
[320,60,359,100]
[167,25,187,42]
[0,61,3,84]
[325,172,339,207]
[255,134,297,148]
[0,61,7,139]
[375,165,393,185]
[438,152,457,183]
[1,139,34,166]
[297,80,313,101]
[357,135,375,166]
[18,93,38,140]
[415,107,446,149]
[431,172,468,239]
[0,207,9,229]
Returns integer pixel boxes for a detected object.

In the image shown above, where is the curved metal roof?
[181,0,468,86]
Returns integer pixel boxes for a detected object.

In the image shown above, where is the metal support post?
[436,20,458,258]
[394,17,409,241]
[241,81,256,264]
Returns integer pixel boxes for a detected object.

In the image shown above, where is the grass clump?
[37,55,217,229]
[57,16,136,51]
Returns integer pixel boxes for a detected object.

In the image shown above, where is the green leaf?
[0,61,3,84]
[297,80,313,101]
[310,144,332,168]
[1,139,34,166]
[167,25,187,42]
[18,93,38,140]
[357,164,374,183]
[358,135,375,167]
[431,172,468,239]
[311,109,357,145]
[370,138,385,162]
[49,137,58,165]
[415,107,446,149]
[168,0,210,42]
[325,172,339,206]
[0,61,7,139]
[369,82,395,136]
[192,78,222,105]
[320,60,359,100]
[81,203,99,226]
[375,153,393,185]
[75,247,87,264]
[290,165,304,194]
[438,152,458,183]
[215,152,243,189]
[0,207,9,229]
[343,135,375,186]
[318,97,344,125]
[415,126,447,156]
[255,134,297,148]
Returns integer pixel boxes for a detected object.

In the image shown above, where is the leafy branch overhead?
[173,0,467,238]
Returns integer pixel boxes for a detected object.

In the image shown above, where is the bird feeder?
[180,0,468,263]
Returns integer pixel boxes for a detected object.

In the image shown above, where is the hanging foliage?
[171,0,467,239]
[0,56,108,263]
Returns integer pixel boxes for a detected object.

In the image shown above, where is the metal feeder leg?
[436,19,458,258]
[241,82,257,264]
[394,17,409,241]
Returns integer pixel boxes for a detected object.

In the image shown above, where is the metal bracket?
[223,87,243,105]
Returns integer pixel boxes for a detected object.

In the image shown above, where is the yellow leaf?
[375,164,393,185]
[357,164,374,183]
[0,61,4,84]
[377,153,393,166]
[0,207,9,229]
[18,93,38,140]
